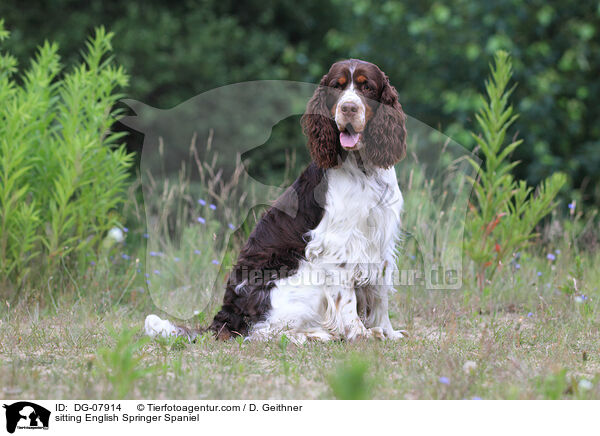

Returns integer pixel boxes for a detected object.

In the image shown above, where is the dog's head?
[301,59,407,169]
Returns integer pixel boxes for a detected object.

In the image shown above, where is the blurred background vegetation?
[1,0,598,205]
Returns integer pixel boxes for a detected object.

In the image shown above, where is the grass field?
[1,245,598,400]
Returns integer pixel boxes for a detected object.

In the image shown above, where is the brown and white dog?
[145,59,407,343]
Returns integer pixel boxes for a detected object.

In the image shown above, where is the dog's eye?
[363,83,371,91]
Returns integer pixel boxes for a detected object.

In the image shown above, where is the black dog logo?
[2,402,50,433]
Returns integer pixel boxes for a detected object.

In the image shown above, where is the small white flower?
[463,360,477,374]
[574,296,584,304]
[578,379,593,391]
[107,227,124,243]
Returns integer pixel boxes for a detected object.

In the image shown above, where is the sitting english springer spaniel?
[145,59,407,343]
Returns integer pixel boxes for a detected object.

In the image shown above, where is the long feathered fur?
[301,76,346,169]
[364,75,407,168]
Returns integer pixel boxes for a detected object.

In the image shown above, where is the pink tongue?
[340,131,360,149]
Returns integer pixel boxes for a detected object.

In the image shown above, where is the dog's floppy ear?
[364,75,407,168]
[301,75,342,169]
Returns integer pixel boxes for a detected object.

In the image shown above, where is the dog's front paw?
[385,328,408,340]
[367,326,386,340]
[345,320,371,341]
[367,327,407,340]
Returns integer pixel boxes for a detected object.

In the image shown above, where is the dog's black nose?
[341,102,358,114]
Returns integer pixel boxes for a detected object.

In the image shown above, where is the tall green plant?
[466,51,566,290]
[0,21,132,288]
[96,328,154,399]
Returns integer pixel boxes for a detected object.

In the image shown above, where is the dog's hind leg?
[144,314,201,342]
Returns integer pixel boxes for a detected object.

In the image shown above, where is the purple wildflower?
[194,249,201,255]
[527,312,533,317]
[515,263,521,270]
[555,249,561,255]
[228,223,235,230]
[149,251,158,257]
[197,217,206,224]
[153,270,160,275]
[174,257,180,262]
[537,271,542,277]
[547,253,556,261]
[143,233,149,239]
[438,377,450,385]
[568,201,576,210]
[144,273,150,278]
[90,261,96,266]
[471,397,482,400]
[121,253,131,260]
[209,204,217,210]
[146,280,151,285]
[198,199,206,206]
[123,227,128,233]
[212,259,220,265]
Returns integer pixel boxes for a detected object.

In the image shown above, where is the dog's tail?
[144,314,204,342]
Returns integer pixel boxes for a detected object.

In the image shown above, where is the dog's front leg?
[365,287,407,340]
[323,286,370,341]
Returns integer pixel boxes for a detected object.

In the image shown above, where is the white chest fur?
[255,155,404,342]
[305,155,403,285]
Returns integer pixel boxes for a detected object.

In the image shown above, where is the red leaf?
[484,212,507,236]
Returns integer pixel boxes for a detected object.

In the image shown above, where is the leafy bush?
[465,51,566,290]
[0,22,132,288]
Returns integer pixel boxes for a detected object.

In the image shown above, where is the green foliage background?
[0,23,133,286]
[1,0,598,203]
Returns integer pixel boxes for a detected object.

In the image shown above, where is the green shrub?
[0,21,132,288]
[465,51,566,291]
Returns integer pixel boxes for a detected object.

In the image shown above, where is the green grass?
[1,245,598,400]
